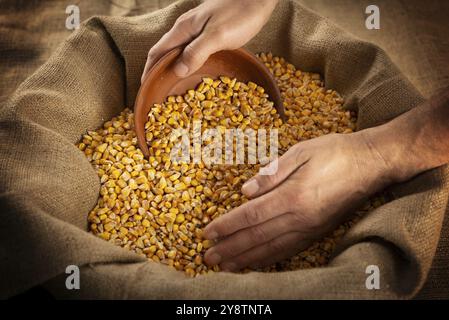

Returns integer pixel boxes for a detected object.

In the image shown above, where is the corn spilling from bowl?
[79,53,383,276]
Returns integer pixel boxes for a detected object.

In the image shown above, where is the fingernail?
[242,179,259,197]
[173,61,189,77]
[221,262,237,272]
[206,252,222,265]
[204,229,218,240]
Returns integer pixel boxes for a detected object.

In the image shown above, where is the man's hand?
[141,0,279,82]
[202,132,396,271]
[203,87,449,271]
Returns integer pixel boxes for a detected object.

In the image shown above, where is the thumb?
[173,32,220,77]
[242,144,309,198]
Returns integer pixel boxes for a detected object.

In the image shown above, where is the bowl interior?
[134,47,283,157]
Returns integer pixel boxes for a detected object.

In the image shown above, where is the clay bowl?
[134,47,284,158]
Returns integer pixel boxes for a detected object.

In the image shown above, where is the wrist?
[251,0,279,14]
[359,120,427,185]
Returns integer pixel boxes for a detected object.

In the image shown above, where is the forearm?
[365,88,449,183]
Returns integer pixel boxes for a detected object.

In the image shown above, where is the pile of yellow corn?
[79,53,382,277]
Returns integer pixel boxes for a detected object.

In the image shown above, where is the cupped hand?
[202,131,396,271]
[141,0,279,82]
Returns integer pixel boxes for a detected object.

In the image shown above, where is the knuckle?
[213,243,232,259]
[267,238,285,253]
[291,212,306,228]
[213,220,229,237]
[308,213,326,229]
[182,43,203,66]
[228,257,245,270]
[293,209,324,230]
[147,49,157,60]
[174,13,190,27]
[183,43,196,60]
[175,12,201,35]
[244,204,261,226]
[262,172,278,186]
[293,144,305,165]
[249,225,268,243]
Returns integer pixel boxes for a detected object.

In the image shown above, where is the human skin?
[141,0,279,82]
[203,90,449,271]
[142,0,449,271]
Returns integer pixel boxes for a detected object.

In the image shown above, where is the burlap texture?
[0,0,447,299]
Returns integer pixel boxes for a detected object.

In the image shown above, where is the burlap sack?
[1,0,447,299]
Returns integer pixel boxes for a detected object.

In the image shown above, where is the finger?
[203,188,289,240]
[219,232,308,271]
[204,212,300,266]
[141,12,207,83]
[250,237,313,269]
[173,30,222,77]
[141,32,189,83]
[242,143,309,199]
